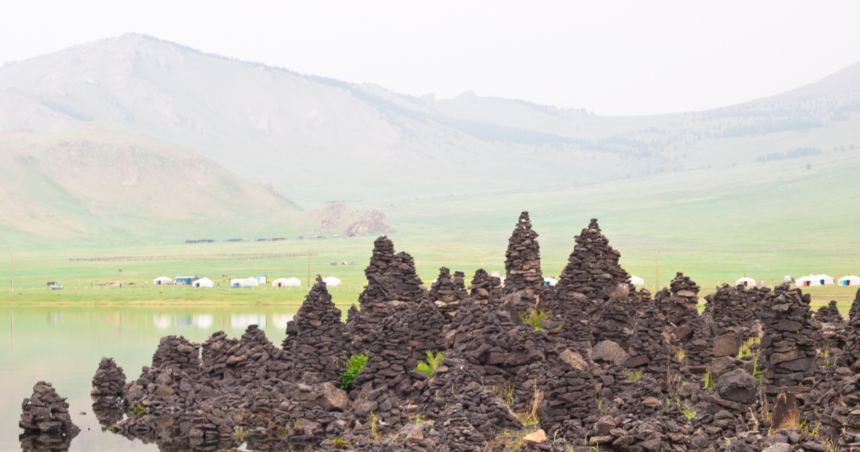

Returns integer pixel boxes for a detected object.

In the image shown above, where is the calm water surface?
[0,305,303,452]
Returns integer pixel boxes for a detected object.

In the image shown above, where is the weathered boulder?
[715,368,758,405]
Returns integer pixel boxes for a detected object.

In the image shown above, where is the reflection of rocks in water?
[20,382,79,452]
[91,396,124,432]
[112,413,238,452]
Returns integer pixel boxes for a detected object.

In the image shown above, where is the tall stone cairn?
[841,289,860,369]
[700,284,760,337]
[150,335,202,376]
[554,218,630,301]
[428,266,468,318]
[760,283,817,396]
[814,300,843,323]
[20,382,80,437]
[502,211,544,298]
[655,273,703,361]
[468,268,502,306]
[91,357,127,397]
[591,292,635,349]
[292,275,346,384]
[623,300,685,376]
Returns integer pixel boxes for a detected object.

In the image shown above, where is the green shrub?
[340,354,369,390]
[519,309,548,331]
[416,351,445,377]
[131,405,146,415]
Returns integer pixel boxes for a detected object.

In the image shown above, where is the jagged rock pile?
[91,356,127,397]
[538,355,598,444]
[501,212,544,304]
[124,336,214,411]
[415,358,522,440]
[292,275,346,384]
[19,382,80,438]
[358,236,426,305]
[150,335,202,375]
[624,300,686,377]
[841,289,860,370]
[815,300,843,323]
[429,266,468,318]
[356,299,447,397]
[760,283,817,397]
[658,273,708,366]
[469,268,502,306]
[850,287,860,322]
[591,292,635,349]
[702,284,760,337]
[201,325,291,383]
[554,218,630,301]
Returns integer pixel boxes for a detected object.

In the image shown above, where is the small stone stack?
[201,325,291,383]
[415,358,522,440]
[815,300,843,323]
[358,236,426,306]
[554,218,631,302]
[624,301,685,377]
[292,275,346,384]
[760,283,817,396]
[539,355,599,443]
[501,212,544,300]
[591,293,635,349]
[702,285,760,336]
[429,267,468,318]
[91,356,127,397]
[356,299,447,396]
[19,382,80,438]
[544,290,594,356]
[657,273,705,364]
[150,335,202,376]
[841,289,860,369]
[468,268,502,306]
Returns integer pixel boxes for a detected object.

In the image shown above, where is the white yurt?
[231,278,252,288]
[193,277,214,288]
[271,278,288,287]
[629,275,645,286]
[795,275,816,287]
[323,276,342,287]
[736,277,757,287]
[154,276,172,285]
[838,275,860,286]
[543,277,558,287]
[244,277,260,287]
[816,274,835,286]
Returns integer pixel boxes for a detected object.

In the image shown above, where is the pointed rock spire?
[502,211,544,296]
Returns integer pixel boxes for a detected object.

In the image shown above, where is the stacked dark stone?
[124,336,214,412]
[554,218,631,302]
[350,236,427,355]
[201,325,291,384]
[544,290,594,357]
[584,410,696,452]
[356,299,447,397]
[468,268,502,306]
[623,301,686,378]
[280,319,296,368]
[112,411,235,452]
[91,356,127,397]
[591,293,635,350]
[841,289,860,369]
[760,283,817,397]
[501,212,544,308]
[91,396,124,432]
[19,382,80,438]
[429,267,468,318]
[815,300,843,323]
[292,275,345,384]
[701,284,760,337]
[657,273,706,365]
[414,358,522,441]
[538,355,599,444]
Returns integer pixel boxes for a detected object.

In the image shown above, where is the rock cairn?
[591,292,635,349]
[501,212,544,301]
[539,354,599,443]
[624,301,685,377]
[19,382,80,438]
[468,268,502,306]
[429,266,468,318]
[151,335,202,375]
[356,298,447,396]
[701,284,760,337]
[201,325,291,383]
[657,273,706,365]
[292,275,346,384]
[815,300,843,323]
[554,218,630,302]
[842,289,860,369]
[91,356,127,397]
[850,287,860,322]
[760,283,817,397]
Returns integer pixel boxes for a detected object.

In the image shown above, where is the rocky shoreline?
[20,213,857,452]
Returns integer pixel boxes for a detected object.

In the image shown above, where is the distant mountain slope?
[0,33,858,210]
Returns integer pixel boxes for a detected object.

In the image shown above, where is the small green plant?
[626,369,645,381]
[340,354,368,390]
[415,351,445,377]
[233,426,246,441]
[737,336,761,358]
[369,411,379,439]
[682,405,697,420]
[820,350,838,368]
[493,382,516,409]
[675,348,687,365]
[333,436,353,449]
[596,386,606,414]
[519,309,548,331]
[701,367,715,390]
[131,405,146,415]
[414,414,423,424]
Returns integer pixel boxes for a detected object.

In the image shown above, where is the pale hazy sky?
[3,1,859,116]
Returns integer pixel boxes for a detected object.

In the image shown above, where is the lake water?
[0,305,305,452]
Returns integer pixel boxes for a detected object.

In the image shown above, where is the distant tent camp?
[816,274,835,286]
[231,278,257,288]
[322,276,342,287]
[629,275,645,286]
[736,277,756,287]
[245,277,260,287]
[839,275,860,286]
[154,276,172,285]
[796,275,815,287]
[543,277,558,287]
[272,277,301,288]
[193,278,214,288]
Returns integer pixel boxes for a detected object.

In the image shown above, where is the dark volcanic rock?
[91,356,127,397]
[292,275,346,384]
[814,300,843,323]
[468,268,502,306]
[502,212,544,307]
[429,266,468,319]
[19,382,80,440]
[760,283,817,396]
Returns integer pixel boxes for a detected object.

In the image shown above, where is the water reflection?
[231,314,266,329]
[272,314,293,330]
[153,315,172,329]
